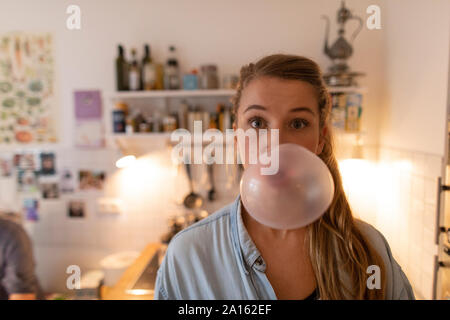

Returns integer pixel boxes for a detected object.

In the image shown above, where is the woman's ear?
[317,125,328,155]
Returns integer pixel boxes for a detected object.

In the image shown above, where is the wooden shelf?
[108,89,236,99]
[108,87,365,100]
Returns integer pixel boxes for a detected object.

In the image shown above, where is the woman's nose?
[278,129,296,145]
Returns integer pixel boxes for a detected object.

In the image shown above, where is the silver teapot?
[322,1,364,86]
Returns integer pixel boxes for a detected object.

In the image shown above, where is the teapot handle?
[349,16,363,44]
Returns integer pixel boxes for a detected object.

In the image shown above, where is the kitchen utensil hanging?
[207,154,216,201]
[182,155,203,209]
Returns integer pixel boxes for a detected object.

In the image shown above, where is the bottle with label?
[163,46,180,90]
[116,45,129,91]
[345,93,362,132]
[129,48,141,91]
[142,44,156,90]
[330,93,346,130]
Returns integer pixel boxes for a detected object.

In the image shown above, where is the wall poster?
[0,32,57,144]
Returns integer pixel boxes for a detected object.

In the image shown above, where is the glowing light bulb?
[116,155,136,168]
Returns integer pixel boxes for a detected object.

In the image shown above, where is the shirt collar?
[230,194,266,273]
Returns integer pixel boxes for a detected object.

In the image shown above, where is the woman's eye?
[248,117,266,129]
[290,118,308,130]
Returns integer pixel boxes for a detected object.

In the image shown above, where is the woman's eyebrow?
[289,107,315,115]
[243,104,266,113]
[243,105,315,115]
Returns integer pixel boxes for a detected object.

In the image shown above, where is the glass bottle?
[142,44,156,90]
[128,48,141,91]
[115,45,129,91]
[163,46,180,90]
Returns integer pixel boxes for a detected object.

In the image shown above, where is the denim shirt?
[154,195,415,300]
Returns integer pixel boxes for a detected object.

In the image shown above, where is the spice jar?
[222,74,239,89]
[163,116,177,132]
[112,102,128,133]
[199,65,219,89]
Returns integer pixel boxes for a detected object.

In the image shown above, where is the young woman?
[154,54,415,300]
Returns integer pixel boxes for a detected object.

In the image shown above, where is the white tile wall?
[360,146,442,300]
[337,144,444,299]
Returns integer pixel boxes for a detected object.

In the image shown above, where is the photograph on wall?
[17,168,39,192]
[23,198,39,221]
[39,152,55,175]
[0,155,12,177]
[59,168,75,193]
[40,182,59,199]
[67,200,85,218]
[13,151,40,171]
[79,169,106,191]
[0,32,57,144]
[74,90,104,148]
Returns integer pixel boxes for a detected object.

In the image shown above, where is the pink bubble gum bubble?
[240,143,335,230]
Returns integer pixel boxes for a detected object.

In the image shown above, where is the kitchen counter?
[100,242,165,300]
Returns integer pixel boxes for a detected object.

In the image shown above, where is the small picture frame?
[78,170,106,191]
[40,182,59,199]
[68,200,86,218]
[40,152,56,175]
[23,198,39,221]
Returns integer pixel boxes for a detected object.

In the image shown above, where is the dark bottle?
[164,46,180,90]
[141,44,156,90]
[116,45,129,91]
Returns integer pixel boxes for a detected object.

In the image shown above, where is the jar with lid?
[136,113,146,133]
[112,102,128,133]
[222,74,239,89]
[199,65,219,89]
[162,115,177,132]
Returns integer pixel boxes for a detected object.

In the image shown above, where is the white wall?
[380,0,450,156]
[375,147,442,299]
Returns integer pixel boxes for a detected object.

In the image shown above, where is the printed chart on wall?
[0,32,57,144]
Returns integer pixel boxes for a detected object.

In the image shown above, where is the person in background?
[0,215,44,300]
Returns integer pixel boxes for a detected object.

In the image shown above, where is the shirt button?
[256,257,263,265]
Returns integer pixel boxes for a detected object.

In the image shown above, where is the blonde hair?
[231,54,386,299]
